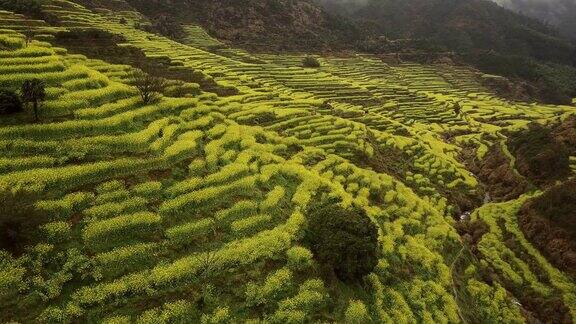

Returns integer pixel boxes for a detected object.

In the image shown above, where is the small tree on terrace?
[453,101,462,116]
[302,55,321,68]
[24,32,33,47]
[23,26,34,47]
[21,78,46,122]
[133,71,166,104]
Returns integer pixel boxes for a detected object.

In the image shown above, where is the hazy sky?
[492,0,576,40]
[493,0,575,24]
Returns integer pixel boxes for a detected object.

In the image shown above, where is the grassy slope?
[0,0,574,322]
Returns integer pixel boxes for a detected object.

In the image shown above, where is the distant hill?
[1,1,576,322]
[319,0,574,63]
[79,0,576,104]
[123,0,362,52]
[317,0,576,104]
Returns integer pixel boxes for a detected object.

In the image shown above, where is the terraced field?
[0,1,575,322]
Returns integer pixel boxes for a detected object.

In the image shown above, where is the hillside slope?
[67,0,576,105]
[122,0,362,52]
[107,0,576,104]
[355,0,571,58]
[0,0,575,323]
[317,0,576,104]
[493,0,576,40]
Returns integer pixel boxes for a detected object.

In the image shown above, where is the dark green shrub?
[0,0,43,18]
[305,201,379,282]
[0,191,42,255]
[0,90,23,115]
[137,15,184,39]
[302,56,321,68]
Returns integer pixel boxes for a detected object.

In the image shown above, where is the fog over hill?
[493,0,576,39]
[319,0,576,39]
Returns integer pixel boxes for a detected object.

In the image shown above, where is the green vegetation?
[136,14,184,40]
[0,1,574,322]
[0,0,44,18]
[0,89,22,114]
[302,56,320,68]
[0,191,42,254]
[519,180,576,276]
[21,78,46,121]
[132,71,165,104]
[305,200,378,282]
[509,122,571,184]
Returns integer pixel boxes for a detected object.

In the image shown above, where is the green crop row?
[82,211,161,251]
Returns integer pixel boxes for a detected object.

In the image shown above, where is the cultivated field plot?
[0,1,575,323]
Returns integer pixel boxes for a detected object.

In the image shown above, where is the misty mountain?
[493,0,576,39]
[319,0,576,40]
[354,0,573,61]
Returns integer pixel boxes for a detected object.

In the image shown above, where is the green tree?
[0,0,43,17]
[302,56,320,68]
[305,200,379,282]
[133,71,166,104]
[453,101,462,116]
[21,78,46,122]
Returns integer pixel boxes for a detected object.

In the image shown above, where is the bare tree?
[21,78,46,122]
[23,26,34,47]
[133,71,166,104]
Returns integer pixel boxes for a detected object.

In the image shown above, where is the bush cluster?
[0,0,43,18]
[305,200,379,281]
[302,56,320,68]
[0,90,23,115]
